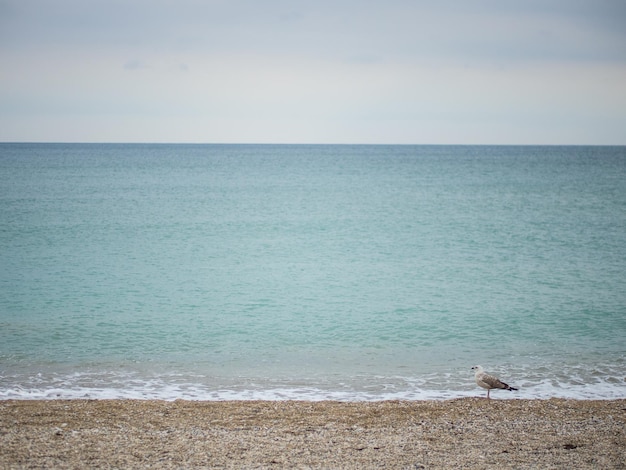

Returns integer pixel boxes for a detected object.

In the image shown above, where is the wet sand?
[1,399,624,468]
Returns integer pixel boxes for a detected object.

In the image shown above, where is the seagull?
[471,365,518,399]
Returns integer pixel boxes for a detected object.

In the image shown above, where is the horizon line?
[2,141,625,147]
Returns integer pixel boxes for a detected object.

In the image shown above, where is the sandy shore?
[1,399,624,469]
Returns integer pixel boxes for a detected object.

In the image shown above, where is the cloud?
[123,59,148,71]
[4,1,624,63]
[1,0,625,143]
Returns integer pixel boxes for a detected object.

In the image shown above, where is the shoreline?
[1,398,624,468]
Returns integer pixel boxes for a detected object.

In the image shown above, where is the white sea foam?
[1,368,624,401]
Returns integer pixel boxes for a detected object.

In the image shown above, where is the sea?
[1,143,625,401]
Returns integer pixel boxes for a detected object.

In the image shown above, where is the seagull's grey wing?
[480,372,510,390]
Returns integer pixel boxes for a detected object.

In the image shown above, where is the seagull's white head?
[471,365,484,373]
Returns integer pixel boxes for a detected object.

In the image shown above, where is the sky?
[1,0,625,144]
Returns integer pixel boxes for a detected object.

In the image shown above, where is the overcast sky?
[1,0,625,144]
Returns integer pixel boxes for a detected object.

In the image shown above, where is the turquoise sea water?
[1,144,625,400]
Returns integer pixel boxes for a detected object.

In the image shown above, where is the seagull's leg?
[487,389,490,399]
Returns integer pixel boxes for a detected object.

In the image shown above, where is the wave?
[2,368,624,401]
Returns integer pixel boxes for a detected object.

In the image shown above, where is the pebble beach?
[1,399,624,468]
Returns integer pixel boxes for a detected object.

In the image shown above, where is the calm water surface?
[1,144,624,399]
